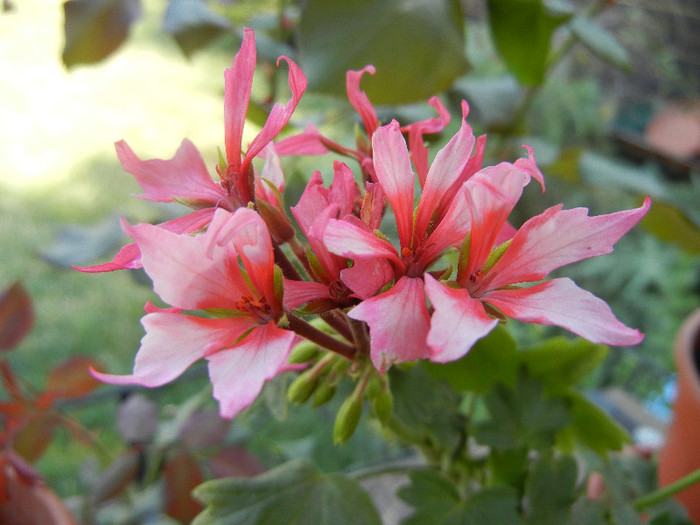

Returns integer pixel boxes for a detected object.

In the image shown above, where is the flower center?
[235,295,273,323]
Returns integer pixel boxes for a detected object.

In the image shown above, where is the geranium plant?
[76,29,697,524]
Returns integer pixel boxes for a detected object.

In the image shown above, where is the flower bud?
[288,340,319,364]
[287,369,318,405]
[333,395,363,445]
[312,382,337,407]
[370,381,393,425]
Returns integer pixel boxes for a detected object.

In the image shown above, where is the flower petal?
[73,242,142,273]
[485,197,652,290]
[414,101,474,241]
[404,96,451,186]
[91,312,256,386]
[372,121,415,251]
[483,278,644,346]
[424,274,498,362]
[348,276,431,373]
[340,257,394,300]
[207,208,277,308]
[346,66,379,139]
[224,28,255,171]
[282,280,330,310]
[460,164,532,284]
[125,217,248,311]
[241,55,307,177]
[116,139,225,206]
[207,322,296,418]
[324,218,403,269]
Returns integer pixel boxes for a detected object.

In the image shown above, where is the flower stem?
[633,467,700,511]
[286,313,356,359]
[273,244,303,281]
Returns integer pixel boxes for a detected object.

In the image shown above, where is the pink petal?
[273,123,356,157]
[255,145,285,207]
[73,208,216,274]
[224,28,256,172]
[404,96,451,186]
[483,278,644,346]
[485,197,652,290]
[348,276,431,373]
[282,280,330,310]
[424,275,498,362]
[459,164,531,283]
[415,189,472,271]
[460,134,486,182]
[329,161,360,218]
[116,139,225,206]
[514,145,545,191]
[372,121,415,251]
[125,218,249,311]
[414,104,475,243]
[73,242,142,273]
[207,208,277,309]
[340,257,394,300]
[324,218,403,270]
[207,322,296,418]
[346,66,379,139]
[240,55,307,178]
[91,312,257,387]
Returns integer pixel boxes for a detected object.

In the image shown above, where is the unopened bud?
[287,369,318,405]
[334,395,363,445]
[370,381,393,425]
[312,382,337,407]
[288,340,319,364]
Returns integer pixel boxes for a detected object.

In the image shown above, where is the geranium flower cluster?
[79,29,650,424]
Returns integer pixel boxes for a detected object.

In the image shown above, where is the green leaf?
[523,453,580,525]
[521,337,608,393]
[298,0,469,105]
[570,16,630,70]
[40,214,125,267]
[424,325,519,393]
[487,0,572,86]
[473,370,571,450]
[642,200,700,254]
[163,0,231,58]
[399,469,522,525]
[193,459,381,525]
[567,392,630,455]
[62,0,142,68]
[389,363,463,450]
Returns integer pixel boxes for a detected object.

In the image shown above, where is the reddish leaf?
[163,448,203,523]
[0,282,34,352]
[62,0,142,68]
[45,356,102,400]
[208,446,265,479]
[0,457,76,525]
[12,415,58,464]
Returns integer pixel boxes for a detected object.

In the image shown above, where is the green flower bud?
[288,340,319,364]
[312,382,337,407]
[371,382,393,425]
[333,395,363,445]
[287,369,319,405]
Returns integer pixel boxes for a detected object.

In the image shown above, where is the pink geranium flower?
[424,165,651,362]
[91,208,296,419]
[77,28,306,273]
[323,104,506,372]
